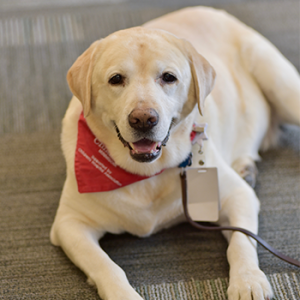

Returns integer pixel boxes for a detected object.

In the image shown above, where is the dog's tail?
[239,28,300,150]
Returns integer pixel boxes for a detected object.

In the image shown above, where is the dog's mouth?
[128,139,163,162]
[115,125,171,163]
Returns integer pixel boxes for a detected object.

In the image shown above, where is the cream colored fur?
[50,7,300,300]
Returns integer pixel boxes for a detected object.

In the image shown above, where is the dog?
[50,6,300,300]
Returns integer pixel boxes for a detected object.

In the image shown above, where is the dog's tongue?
[131,139,159,154]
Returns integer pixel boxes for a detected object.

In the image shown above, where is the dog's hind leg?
[240,30,300,127]
[232,156,258,188]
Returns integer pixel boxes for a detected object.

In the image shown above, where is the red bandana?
[75,113,205,193]
[75,113,152,193]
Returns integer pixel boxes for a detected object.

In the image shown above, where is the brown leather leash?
[180,170,300,268]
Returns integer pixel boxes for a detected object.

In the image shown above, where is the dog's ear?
[184,41,216,116]
[67,40,102,117]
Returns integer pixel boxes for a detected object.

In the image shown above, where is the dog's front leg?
[51,219,143,300]
[217,166,273,300]
[220,186,273,300]
[202,138,274,300]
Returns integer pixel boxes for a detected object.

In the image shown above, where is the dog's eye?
[162,73,177,83]
[109,74,124,85]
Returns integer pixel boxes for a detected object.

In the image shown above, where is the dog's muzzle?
[113,108,172,163]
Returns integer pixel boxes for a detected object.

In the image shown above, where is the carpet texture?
[134,273,300,300]
[0,0,299,299]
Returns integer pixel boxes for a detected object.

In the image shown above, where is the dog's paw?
[98,285,144,300]
[227,269,273,300]
[106,291,143,300]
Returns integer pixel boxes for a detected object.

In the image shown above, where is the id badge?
[185,167,220,222]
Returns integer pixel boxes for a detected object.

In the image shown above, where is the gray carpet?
[0,0,299,299]
[0,0,299,134]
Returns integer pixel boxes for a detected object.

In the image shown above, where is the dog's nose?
[128,108,159,132]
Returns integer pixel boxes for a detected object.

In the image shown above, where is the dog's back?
[144,6,300,163]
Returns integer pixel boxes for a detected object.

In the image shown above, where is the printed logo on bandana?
[75,113,152,193]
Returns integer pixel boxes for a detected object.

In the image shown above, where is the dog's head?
[67,27,215,176]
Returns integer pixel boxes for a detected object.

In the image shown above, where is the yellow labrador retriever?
[50,6,300,300]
